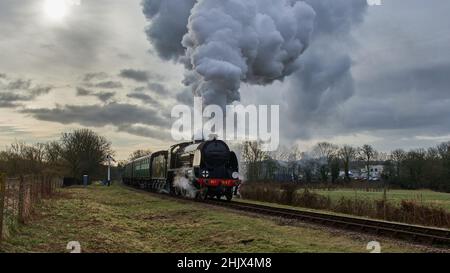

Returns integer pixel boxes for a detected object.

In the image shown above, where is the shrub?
[239,182,450,228]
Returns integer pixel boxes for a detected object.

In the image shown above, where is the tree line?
[0,129,114,181]
[240,141,450,192]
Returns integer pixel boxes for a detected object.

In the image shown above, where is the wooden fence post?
[0,174,5,242]
[18,176,25,224]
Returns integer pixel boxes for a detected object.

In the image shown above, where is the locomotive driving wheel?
[225,189,233,201]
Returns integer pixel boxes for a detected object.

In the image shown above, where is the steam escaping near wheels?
[173,168,198,199]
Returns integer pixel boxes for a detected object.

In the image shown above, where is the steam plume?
[284,0,368,138]
[142,0,316,107]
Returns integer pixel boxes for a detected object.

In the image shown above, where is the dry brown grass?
[239,182,450,228]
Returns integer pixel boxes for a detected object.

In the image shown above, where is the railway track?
[124,183,450,247]
[204,199,450,246]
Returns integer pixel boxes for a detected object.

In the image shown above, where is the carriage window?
[193,150,201,167]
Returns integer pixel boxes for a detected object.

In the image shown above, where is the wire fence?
[0,174,62,242]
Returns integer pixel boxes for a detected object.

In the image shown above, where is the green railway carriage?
[123,151,169,191]
[124,163,133,180]
[133,155,151,179]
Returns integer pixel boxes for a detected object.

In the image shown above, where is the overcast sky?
[1,0,449,159]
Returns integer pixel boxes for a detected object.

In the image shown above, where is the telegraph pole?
[106,155,116,186]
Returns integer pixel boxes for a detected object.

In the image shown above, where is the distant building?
[360,165,384,180]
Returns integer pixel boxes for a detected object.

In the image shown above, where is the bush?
[239,182,450,228]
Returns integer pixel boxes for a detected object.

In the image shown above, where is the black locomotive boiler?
[122,139,240,201]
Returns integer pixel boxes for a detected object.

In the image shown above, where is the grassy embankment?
[0,183,427,253]
[239,183,450,228]
[312,189,450,212]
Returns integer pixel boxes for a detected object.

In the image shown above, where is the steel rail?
[204,199,450,246]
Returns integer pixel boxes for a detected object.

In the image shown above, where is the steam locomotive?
[122,139,240,201]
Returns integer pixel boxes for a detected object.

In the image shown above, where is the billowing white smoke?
[142,0,316,108]
[142,0,369,142]
[142,0,197,60]
[284,0,368,139]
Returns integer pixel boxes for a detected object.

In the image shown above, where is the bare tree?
[313,142,338,182]
[241,141,268,181]
[287,145,303,182]
[60,129,114,180]
[339,145,356,182]
[128,149,152,161]
[359,144,378,181]
[437,142,450,171]
[300,157,316,183]
[45,141,62,163]
[391,149,406,178]
[0,141,48,175]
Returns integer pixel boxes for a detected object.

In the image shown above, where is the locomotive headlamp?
[232,172,239,179]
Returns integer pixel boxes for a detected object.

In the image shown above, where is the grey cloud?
[0,93,28,102]
[132,82,168,96]
[127,93,160,106]
[0,92,23,108]
[76,87,115,102]
[147,82,167,95]
[21,103,169,139]
[175,88,193,105]
[0,101,17,108]
[19,103,169,140]
[95,92,116,103]
[83,72,109,82]
[117,124,171,139]
[359,63,450,100]
[31,85,53,96]
[0,75,53,108]
[82,72,123,91]
[88,81,123,89]
[134,86,147,92]
[119,68,163,82]
[76,87,93,96]
[341,63,450,134]
[276,60,450,146]
[7,79,32,90]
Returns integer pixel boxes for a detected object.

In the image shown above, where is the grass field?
[0,184,430,253]
[311,189,450,212]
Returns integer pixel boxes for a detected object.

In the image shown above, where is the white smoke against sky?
[284,0,368,139]
[142,0,370,143]
[142,0,316,108]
